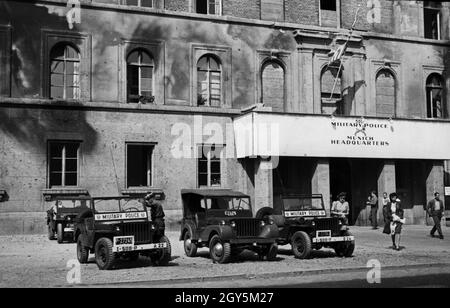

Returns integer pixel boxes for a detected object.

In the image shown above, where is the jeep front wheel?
[183,230,198,257]
[77,237,89,264]
[334,231,355,258]
[151,235,172,266]
[259,243,278,261]
[291,231,312,259]
[95,238,116,270]
[56,223,64,244]
[209,235,231,264]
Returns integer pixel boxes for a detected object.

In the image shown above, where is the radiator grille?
[235,219,260,237]
[315,218,340,235]
[122,222,152,245]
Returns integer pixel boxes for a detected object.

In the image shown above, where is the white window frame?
[197,144,223,188]
[195,0,222,16]
[126,142,155,188]
[49,44,81,100]
[127,49,155,103]
[197,55,222,106]
[123,0,154,8]
[48,141,81,188]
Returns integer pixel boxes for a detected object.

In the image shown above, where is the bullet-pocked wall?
[0,0,449,233]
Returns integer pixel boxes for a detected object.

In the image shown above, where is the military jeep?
[180,189,279,264]
[256,194,355,259]
[74,196,171,270]
[46,197,89,243]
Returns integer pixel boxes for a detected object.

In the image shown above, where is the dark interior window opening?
[127,144,154,187]
[196,0,208,14]
[320,0,337,11]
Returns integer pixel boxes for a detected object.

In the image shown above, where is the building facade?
[0,0,449,234]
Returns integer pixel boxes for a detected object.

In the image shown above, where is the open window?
[123,0,153,8]
[127,49,154,103]
[126,143,154,188]
[426,73,444,119]
[320,0,338,27]
[195,0,221,15]
[424,1,442,39]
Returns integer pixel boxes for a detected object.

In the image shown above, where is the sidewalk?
[0,225,449,287]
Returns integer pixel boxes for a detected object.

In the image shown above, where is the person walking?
[427,192,444,240]
[331,192,350,225]
[383,192,405,251]
[367,191,379,230]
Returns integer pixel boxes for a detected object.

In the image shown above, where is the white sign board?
[234,112,450,160]
[445,187,450,196]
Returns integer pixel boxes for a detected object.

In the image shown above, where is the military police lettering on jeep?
[284,210,326,217]
[225,211,237,217]
[94,212,147,221]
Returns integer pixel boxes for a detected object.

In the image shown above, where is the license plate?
[64,227,74,232]
[313,236,355,243]
[112,237,168,253]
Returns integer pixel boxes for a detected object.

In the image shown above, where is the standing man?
[427,192,444,240]
[367,191,379,230]
[144,193,166,236]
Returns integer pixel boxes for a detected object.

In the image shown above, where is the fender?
[203,225,234,243]
[180,222,197,241]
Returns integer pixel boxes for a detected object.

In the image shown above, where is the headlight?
[219,220,226,226]
[338,220,342,225]
[151,224,156,230]
[268,219,274,225]
[311,221,316,226]
[115,226,120,232]
[230,221,236,228]
[67,217,71,221]
[260,221,266,227]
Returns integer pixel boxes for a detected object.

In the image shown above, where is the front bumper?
[229,238,276,245]
[312,235,354,244]
[112,242,168,253]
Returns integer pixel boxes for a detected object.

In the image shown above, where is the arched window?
[261,61,285,112]
[197,55,221,107]
[50,43,80,99]
[375,69,397,117]
[426,73,444,118]
[127,49,154,103]
[321,67,342,115]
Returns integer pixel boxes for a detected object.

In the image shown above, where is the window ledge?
[0,190,7,202]
[42,188,89,201]
[121,188,165,200]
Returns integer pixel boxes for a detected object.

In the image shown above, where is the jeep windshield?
[56,199,89,209]
[93,198,146,213]
[205,197,251,211]
[281,196,326,217]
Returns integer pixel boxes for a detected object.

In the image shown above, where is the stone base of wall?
[0,210,183,235]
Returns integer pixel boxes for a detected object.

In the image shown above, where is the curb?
[71,262,450,288]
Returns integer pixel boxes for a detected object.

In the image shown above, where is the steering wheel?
[125,207,140,212]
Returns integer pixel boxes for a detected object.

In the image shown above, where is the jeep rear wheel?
[183,230,197,257]
[291,231,312,259]
[77,237,89,264]
[151,235,172,266]
[48,225,55,240]
[209,235,231,264]
[334,231,355,258]
[95,238,116,270]
[56,223,64,244]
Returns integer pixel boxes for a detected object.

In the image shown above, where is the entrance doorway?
[330,158,352,222]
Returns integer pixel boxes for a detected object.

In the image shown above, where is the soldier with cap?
[143,193,166,236]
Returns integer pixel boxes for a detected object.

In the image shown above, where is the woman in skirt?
[383,192,405,251]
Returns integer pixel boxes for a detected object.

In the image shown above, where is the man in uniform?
[427,192,444,240]
[143,193,166,236]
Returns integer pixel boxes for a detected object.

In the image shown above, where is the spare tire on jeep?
[256,207,274,220]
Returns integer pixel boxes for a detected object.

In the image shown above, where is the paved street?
[0,225,449,288]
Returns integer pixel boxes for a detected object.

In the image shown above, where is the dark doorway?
[330,158,352,222]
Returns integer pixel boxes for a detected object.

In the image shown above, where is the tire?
[77,236,89,264]
[256,207,274,220]
[183,229,198,257]
[334,231,355,258]
[56,223,64,244]
[95,237,116,270]
[48,225,56,240]
[151,235,172,266]
[265,243,278,261]
[291,231,312,259]
[209,235,231,264]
